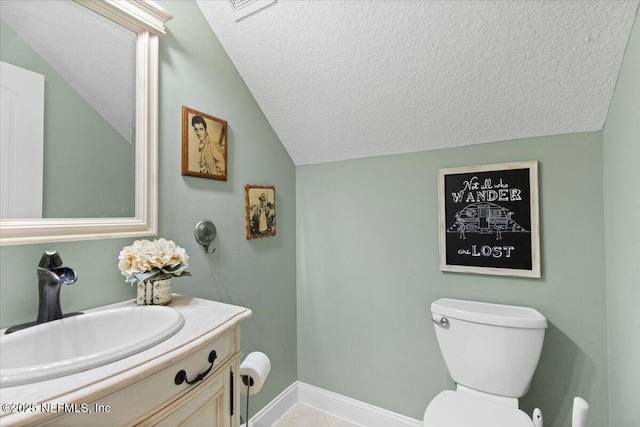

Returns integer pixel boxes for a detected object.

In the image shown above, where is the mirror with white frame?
[0,0,172,246]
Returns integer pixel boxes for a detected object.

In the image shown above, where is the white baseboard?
[245,381,298,427]
[247,381,422,427]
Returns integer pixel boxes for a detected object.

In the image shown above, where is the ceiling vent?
[228,0,275,21]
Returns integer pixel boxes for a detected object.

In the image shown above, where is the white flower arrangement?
[118,238,190,285]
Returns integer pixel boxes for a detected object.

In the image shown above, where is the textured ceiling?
[197,1,639,166]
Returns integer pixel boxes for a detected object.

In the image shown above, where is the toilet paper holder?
[239,352,271,427]
[240,373,257,427]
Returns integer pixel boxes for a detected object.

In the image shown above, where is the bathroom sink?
[0,305,184,388]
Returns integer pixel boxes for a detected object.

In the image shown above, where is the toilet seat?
[424,390,534,427]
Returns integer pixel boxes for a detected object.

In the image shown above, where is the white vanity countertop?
[0,295,251,425]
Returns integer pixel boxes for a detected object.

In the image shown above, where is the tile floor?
[272,403,361,427]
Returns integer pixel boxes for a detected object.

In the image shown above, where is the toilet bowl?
[424,390,535,427]
[424,298,547,427]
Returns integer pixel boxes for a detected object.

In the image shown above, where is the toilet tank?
[431,298,547,398]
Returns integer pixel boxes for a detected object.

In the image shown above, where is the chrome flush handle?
[432,316,450,327]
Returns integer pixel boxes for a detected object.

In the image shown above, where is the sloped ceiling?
[1,0,136,143]
[197,1,639,166]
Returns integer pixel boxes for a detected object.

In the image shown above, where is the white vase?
[137,276,172,306]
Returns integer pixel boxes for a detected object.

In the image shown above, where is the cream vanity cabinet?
[50,323,241,426]
[1,296,251,427]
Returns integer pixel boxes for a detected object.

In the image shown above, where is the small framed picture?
[182,106,228,181]
[438,160,540,278]
[245,185,276,239]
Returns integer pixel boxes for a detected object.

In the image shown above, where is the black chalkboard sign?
[438,161,540,278]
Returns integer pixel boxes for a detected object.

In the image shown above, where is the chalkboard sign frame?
[438,160,540,278]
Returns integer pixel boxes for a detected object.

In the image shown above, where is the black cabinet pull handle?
[174,350,218,386]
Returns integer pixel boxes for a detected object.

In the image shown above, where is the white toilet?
[424,298,548,427]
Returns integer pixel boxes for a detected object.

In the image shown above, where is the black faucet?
[5,252,82,334]
[36,251,78,323]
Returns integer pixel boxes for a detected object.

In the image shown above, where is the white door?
[0,61,45,218]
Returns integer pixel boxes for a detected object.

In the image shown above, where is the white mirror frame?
[0,0,172,246]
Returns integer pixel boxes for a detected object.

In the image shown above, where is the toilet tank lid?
[431,298,547,329]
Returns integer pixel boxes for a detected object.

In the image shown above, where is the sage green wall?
[296,132,608,426]
[155,0,297,414]
[603,7,640,426]
[0,19,134,218]
[0,0,297,417]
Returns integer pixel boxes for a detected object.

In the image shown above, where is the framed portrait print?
[438,160,540,278]
[245,185,276,239]
[182,106,228,181]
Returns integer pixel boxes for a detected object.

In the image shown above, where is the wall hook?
[194,220,217,253]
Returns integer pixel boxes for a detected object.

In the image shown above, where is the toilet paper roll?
[239,352,271,395]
